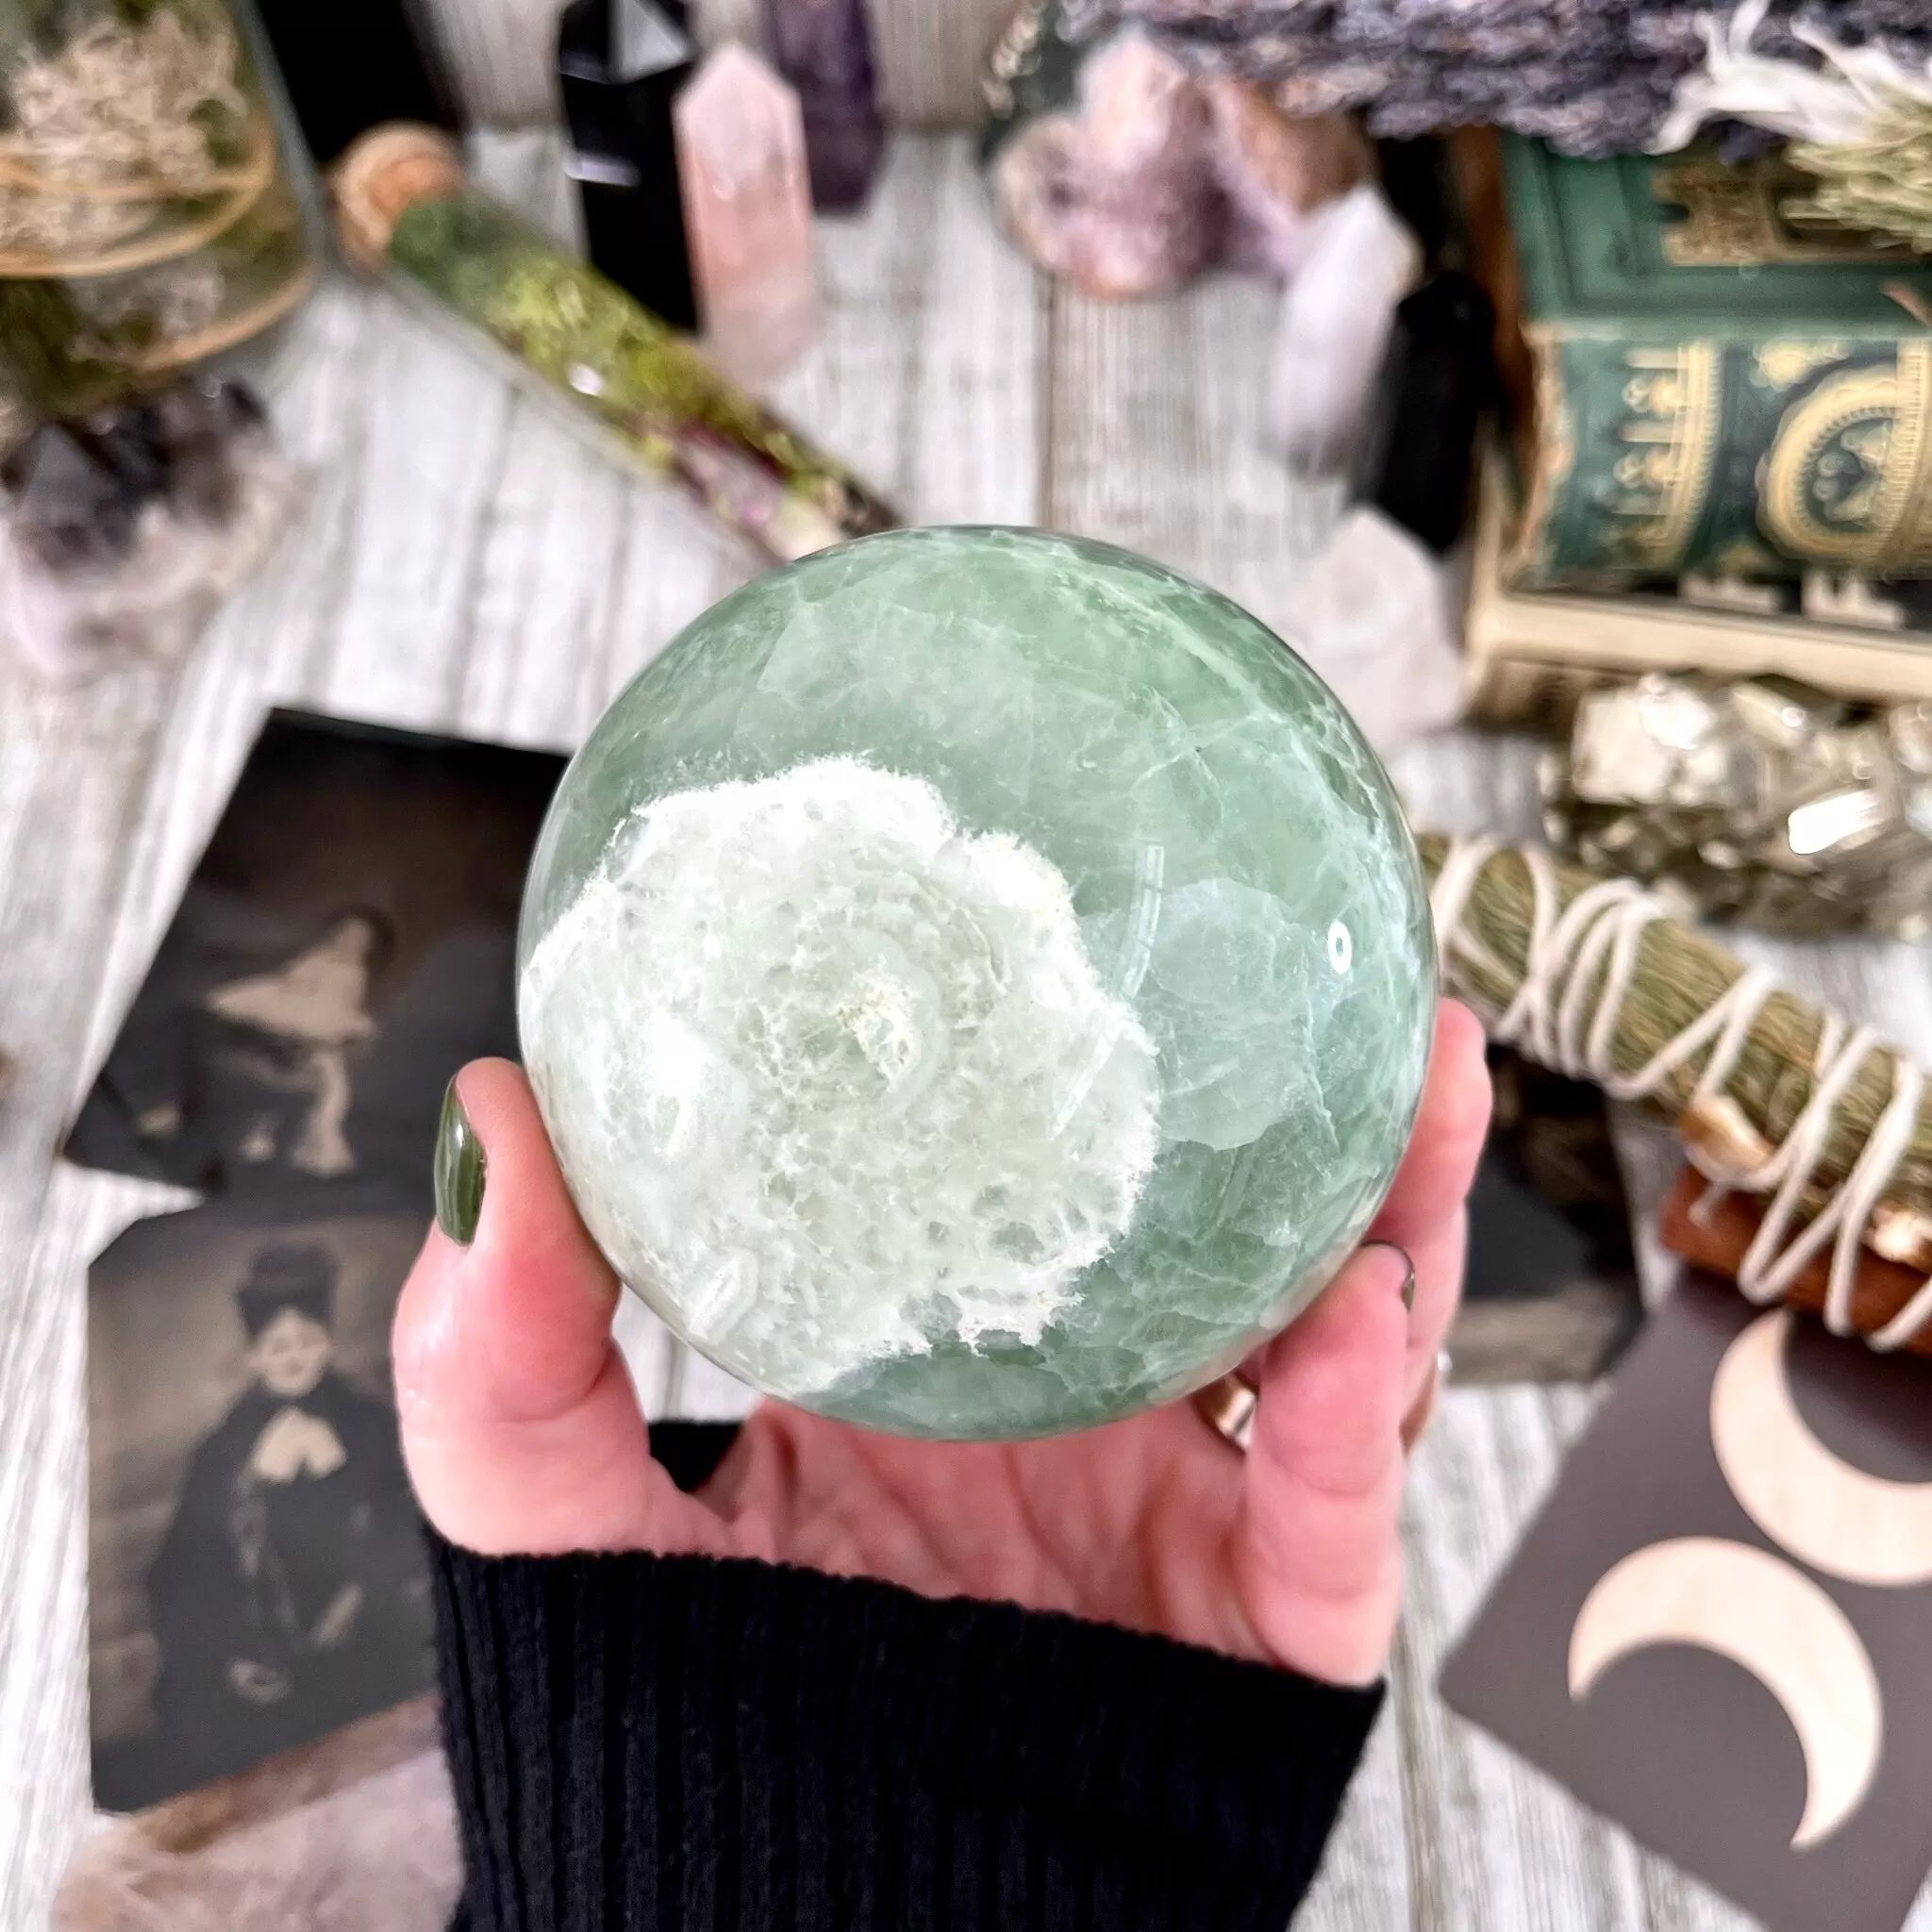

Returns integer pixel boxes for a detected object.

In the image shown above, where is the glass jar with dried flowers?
[0,0,317,442]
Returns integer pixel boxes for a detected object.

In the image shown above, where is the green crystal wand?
[331,124,897,564]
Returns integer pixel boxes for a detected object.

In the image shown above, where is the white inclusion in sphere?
[520,756,1161,1400]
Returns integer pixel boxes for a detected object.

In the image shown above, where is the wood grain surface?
[4,129,1931,1930]
[417,0,1016,132]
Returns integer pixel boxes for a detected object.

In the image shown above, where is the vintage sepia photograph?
[65,710,563,1200]
[88,1189,435,1813]
[1452,1044,1644,1384]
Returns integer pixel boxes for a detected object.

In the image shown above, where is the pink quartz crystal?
[674,43,819,384]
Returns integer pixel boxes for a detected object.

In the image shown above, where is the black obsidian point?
[557,0,700,333]
[1351,271,1496,556]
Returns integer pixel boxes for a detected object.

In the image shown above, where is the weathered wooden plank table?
[3,132,1928,1931]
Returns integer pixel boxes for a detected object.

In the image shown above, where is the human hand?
[394,1004,1489,1687]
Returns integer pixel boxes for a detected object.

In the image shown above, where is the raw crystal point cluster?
[518,527,1436,1438]
[0,376,294,684]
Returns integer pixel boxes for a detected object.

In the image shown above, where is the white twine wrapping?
[1429,836,1932,1351]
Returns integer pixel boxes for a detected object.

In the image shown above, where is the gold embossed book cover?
[1461,459,1932,730]
[1501,141,1932,589]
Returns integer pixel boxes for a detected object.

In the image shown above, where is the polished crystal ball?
[519,527,1435,1439]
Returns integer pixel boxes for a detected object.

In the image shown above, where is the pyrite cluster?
[1542,673,1932,937]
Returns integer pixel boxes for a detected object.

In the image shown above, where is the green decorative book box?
[1502,140,1932,588]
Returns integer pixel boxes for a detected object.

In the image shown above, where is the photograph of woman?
[89,1209,434,1811]
[63,711,561,1199]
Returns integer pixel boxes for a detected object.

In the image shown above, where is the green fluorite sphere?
[519,527,1435,1439]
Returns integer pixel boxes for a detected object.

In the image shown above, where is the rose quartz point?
[675,43,819,382]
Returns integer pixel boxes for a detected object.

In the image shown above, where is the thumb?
[1230,1240,1412,1686]
[392,1058,729,1558]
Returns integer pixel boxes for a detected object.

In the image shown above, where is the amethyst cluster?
[0,376,294,682]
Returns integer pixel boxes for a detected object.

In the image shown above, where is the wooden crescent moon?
[1712,1310,1932,1588]
[1569,1536,1882,1850]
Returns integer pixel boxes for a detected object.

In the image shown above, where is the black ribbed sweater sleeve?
[431,1425,1384,1932]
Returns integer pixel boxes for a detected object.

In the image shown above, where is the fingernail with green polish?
[434,1079,486,1245]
